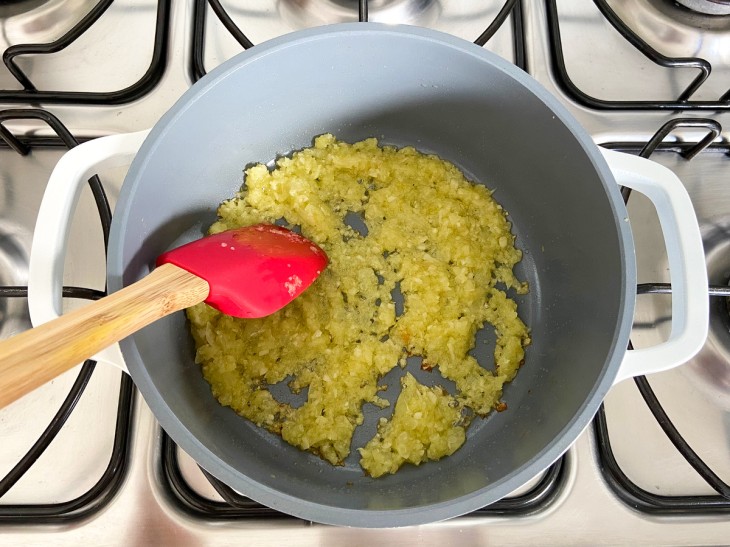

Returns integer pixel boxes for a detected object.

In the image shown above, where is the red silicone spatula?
[0,224,328,408]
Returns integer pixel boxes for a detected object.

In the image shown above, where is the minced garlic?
[186,134,530,476]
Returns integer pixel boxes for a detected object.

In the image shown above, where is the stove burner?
[0,0,49,18]
[279,0,440,27]
[615,1,730,41]
[674,0,730,16]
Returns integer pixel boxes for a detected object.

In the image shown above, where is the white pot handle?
[28,130,150,372]
[600,148,708,385]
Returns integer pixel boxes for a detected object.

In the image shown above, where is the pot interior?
[109,24,632,526]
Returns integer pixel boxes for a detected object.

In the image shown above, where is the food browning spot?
[495,402,508,412]
[186,134,530,477]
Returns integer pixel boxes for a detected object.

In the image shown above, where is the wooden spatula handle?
[0,264,209,409]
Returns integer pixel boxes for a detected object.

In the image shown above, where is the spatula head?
[156,224,328,318]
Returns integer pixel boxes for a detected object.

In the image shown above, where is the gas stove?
[1,1,729,544]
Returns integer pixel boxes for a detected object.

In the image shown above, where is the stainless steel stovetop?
[1,1,729,544]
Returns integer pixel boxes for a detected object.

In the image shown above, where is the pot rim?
[109,22,636,527]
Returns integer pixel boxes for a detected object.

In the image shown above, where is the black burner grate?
[189,0,527,82]
[159,431,567,519]
[0,0,171,105]
[0,109,136,523]
[545,0,730,110]
[597,119,730,514]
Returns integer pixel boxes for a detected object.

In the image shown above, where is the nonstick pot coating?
[108,24,634,527]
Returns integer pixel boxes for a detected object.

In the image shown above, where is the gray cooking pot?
[28,24,708,527]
